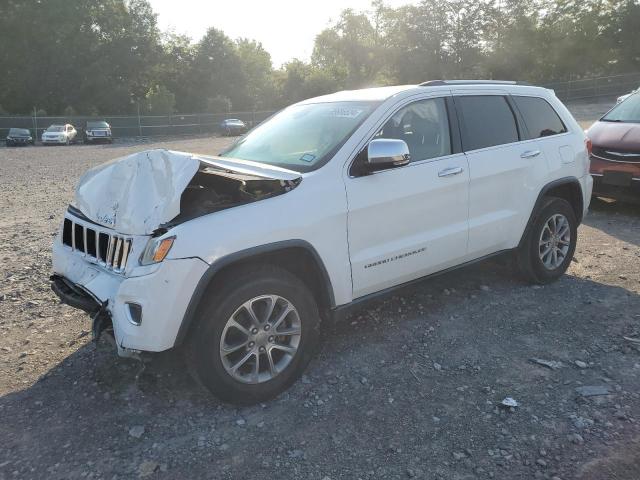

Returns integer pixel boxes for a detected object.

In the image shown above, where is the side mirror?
[366,138,410,171]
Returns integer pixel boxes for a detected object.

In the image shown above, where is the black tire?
[186,265,321,405]
[516,197,578,284]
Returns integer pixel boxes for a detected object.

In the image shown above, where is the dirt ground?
[1,103,640,480]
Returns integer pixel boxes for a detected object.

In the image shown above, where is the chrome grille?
[62,217,132,273]
[592,147,640,163]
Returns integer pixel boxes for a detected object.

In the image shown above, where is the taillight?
[586,137,592,156]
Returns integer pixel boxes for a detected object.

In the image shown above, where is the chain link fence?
[3,72,640,140]
[543,72,640,102]
[0,110,276,141]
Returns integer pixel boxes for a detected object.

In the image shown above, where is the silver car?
[42,124,77,145]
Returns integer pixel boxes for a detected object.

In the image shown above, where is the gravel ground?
[1,116,640,480]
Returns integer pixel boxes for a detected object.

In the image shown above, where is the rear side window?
[513,96,567,138]
[456,95,519,151]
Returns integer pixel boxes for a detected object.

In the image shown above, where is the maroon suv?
[587,92,640,202]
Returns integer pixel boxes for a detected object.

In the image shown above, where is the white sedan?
[42,124,77,145]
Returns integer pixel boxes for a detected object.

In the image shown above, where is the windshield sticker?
[328,107,363,118]
[300,153,316,162]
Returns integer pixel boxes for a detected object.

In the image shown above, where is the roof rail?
[419,80,533,86]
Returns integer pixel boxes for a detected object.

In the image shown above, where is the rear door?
[345,95,470,298]
[510,94,576,177]
[453,91,549,258]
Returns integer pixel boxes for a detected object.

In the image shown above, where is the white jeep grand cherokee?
[51,80,593,404]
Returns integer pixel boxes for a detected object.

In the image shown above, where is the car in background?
[587,91,640,202]
[5,128,34,146]
[42,124,77,145]
[617,87,638,104]
[84,120,113,144]
[219,118,247,136]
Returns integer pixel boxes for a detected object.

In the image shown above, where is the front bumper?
[42,137,66,144]
[85,133,112,142]
[591,173,640,202]
[52,238,209,354]
[6,138,32,145]
[590,155,640,202]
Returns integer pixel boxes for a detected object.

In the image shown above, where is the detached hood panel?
[74,149,301,235]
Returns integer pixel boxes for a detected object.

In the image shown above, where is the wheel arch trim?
[518,176,583,248]
[173,239,335,347]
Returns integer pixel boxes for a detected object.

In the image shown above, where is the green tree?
[189,28,244,112]
[142,85,176,115]
[236,39,275,110]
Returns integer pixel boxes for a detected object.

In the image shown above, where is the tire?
[516,197,577,284]
[186,265,321,405]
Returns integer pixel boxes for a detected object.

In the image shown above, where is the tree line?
[0,0,638,116]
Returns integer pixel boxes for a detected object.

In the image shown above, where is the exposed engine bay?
[170,165,301,226]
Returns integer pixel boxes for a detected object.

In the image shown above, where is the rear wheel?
[516,197,577,284]
[187,265,321,405]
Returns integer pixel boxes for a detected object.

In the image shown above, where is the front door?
[345,96,470,299]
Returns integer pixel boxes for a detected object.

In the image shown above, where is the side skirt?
[331,249,513,322]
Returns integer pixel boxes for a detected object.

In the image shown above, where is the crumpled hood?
[74,149,301,235]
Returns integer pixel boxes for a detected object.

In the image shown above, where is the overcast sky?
[150,0,412,67]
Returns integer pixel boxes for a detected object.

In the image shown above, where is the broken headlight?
[140,236,175,265]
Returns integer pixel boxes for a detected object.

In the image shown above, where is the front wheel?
[516,197,578,284]
[187,265,321,405]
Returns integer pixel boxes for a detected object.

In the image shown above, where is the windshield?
[220,101,378,172]
[602,92,640,123]
[87,121,109,128]
[9,128,29,136]
[46,126,65,132]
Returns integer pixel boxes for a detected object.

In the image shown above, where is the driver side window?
[375,97,451,162]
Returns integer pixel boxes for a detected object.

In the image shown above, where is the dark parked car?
[220,118,247,136]
[5,128,34,146]
[84,120,113,144]
[587,91,640,203]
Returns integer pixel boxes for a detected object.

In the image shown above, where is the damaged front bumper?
[51,274,115,347]
[51,237,209,356]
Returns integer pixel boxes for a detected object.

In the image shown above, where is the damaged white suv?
[52,81,592,404]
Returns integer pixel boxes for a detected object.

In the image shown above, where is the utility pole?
[33,107,38,142]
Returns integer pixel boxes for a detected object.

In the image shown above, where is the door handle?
[438,166,464,177]
[520,150,541,159]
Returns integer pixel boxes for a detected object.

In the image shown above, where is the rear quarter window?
[512,96,567,139]
[456,95,519,151]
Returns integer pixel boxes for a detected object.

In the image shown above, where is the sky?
[151,0,412,68]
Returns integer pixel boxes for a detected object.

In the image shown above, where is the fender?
[173,239,335,346]
[518,176,584,248]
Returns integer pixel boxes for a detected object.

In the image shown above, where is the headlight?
[140,236,175,265]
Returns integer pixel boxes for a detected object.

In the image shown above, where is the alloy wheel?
[219,295,302,384]
[538,213,571,270]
